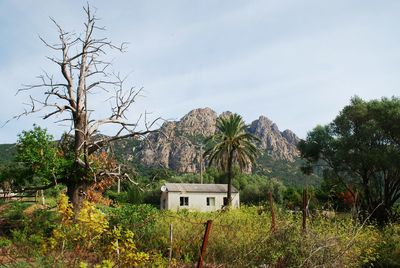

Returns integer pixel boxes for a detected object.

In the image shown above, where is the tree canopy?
[298,96,400,224]
[204,113,259,206]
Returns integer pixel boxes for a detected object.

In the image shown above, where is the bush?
[0,236,11,248]
[106,204,159,250]
[373,223,400,267]
[43,195,158,266]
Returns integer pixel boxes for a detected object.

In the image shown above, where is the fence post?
[168,223,173,267]
[302,189,307,233]
[268,191,276,232]
[41,190,46,205]
[197,220,213,268]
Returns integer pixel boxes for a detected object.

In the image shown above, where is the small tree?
[14,5,157,212]
[204,113,259,207]
[14,125,65,188]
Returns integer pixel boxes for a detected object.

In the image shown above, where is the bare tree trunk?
[66,181,88,215]
[17,4,158,215]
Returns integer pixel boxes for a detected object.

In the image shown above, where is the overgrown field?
[0,198,399,267]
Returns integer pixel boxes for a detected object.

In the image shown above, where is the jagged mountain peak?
[177,108,217,136]
[137,108,300,172]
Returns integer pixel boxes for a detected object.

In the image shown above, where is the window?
[180,197,189,206]
[223,197,228,206]
[206,197,215,206]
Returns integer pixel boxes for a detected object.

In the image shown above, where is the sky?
[0,0,399,143]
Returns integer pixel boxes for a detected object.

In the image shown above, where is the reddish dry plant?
[86,152,118,206]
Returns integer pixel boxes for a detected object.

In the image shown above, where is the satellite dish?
[160,185,167,192]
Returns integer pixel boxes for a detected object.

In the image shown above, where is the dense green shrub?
[105,203,159,250]
[373,223,400,267]
[0,236,11,248]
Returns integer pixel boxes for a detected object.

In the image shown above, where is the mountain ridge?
[137,108,300,173]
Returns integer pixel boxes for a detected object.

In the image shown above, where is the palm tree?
[204,113,259,207]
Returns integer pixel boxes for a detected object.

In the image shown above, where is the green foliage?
[1,202,30,231]
[15,125,59,185]
[0,143,16,163]
[141,207,388,267]
[106,204,159,249]
[235,174,286,204]
[1,200,399,267]
[43,195,154,266]
[255,153,322,187]
[204,113,260,173]
[0,202,59,249]
[4,125,72,192]
[373,223,400,267]
[299,96,400,224]
[0,236,12,248]
[204,113,260,206]
[106,185,144,204]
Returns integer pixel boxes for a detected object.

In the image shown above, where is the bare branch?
[88,121,159,155]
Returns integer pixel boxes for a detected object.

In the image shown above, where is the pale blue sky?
[1,0,399,143]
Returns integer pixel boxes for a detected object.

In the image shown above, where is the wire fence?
[0,197,381,268]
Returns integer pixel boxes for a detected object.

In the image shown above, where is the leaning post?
[268,191,276,232]
[197,220,213,268]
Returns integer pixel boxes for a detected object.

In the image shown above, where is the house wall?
[160,191,240,211]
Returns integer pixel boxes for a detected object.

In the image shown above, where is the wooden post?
[168,223,173,267]
[197,220,213,268]
[199,144,203,184]
[41,190,45,205]
[114,226,120,259]
[269,191,276,232]
[117,177,121,194]
[302,189,307,233]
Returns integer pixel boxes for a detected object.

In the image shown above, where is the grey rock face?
[137,108,299,172]
[137,108,217,173]
[249,116,299,161]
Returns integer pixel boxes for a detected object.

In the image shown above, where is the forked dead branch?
[13,4,159,212]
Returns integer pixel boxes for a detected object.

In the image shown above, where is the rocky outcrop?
[249,116,299,161]
[136,108,299,173]
[138,108,217,173]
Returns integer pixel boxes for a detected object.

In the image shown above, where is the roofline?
[163,183,239,193]
[165,190,239,193]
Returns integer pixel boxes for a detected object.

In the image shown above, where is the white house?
[160,183,240,211]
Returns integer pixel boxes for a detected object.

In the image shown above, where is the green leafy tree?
[15,125,60,185]
[204,113,259,207]
[8,125,70,193]
[299,96,400,224]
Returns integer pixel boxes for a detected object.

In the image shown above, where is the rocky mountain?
[137,108,300,173]
[0,108,301,175]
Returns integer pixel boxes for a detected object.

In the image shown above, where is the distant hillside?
[0,144,15,163]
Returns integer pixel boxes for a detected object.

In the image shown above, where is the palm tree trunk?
[226,150,234,207]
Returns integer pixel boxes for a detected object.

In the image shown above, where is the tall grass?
[0,202,399,267]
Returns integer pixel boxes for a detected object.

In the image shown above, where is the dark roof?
[164,183,238,193]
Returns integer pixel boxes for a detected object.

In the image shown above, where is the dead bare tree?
[15,5,158,211]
